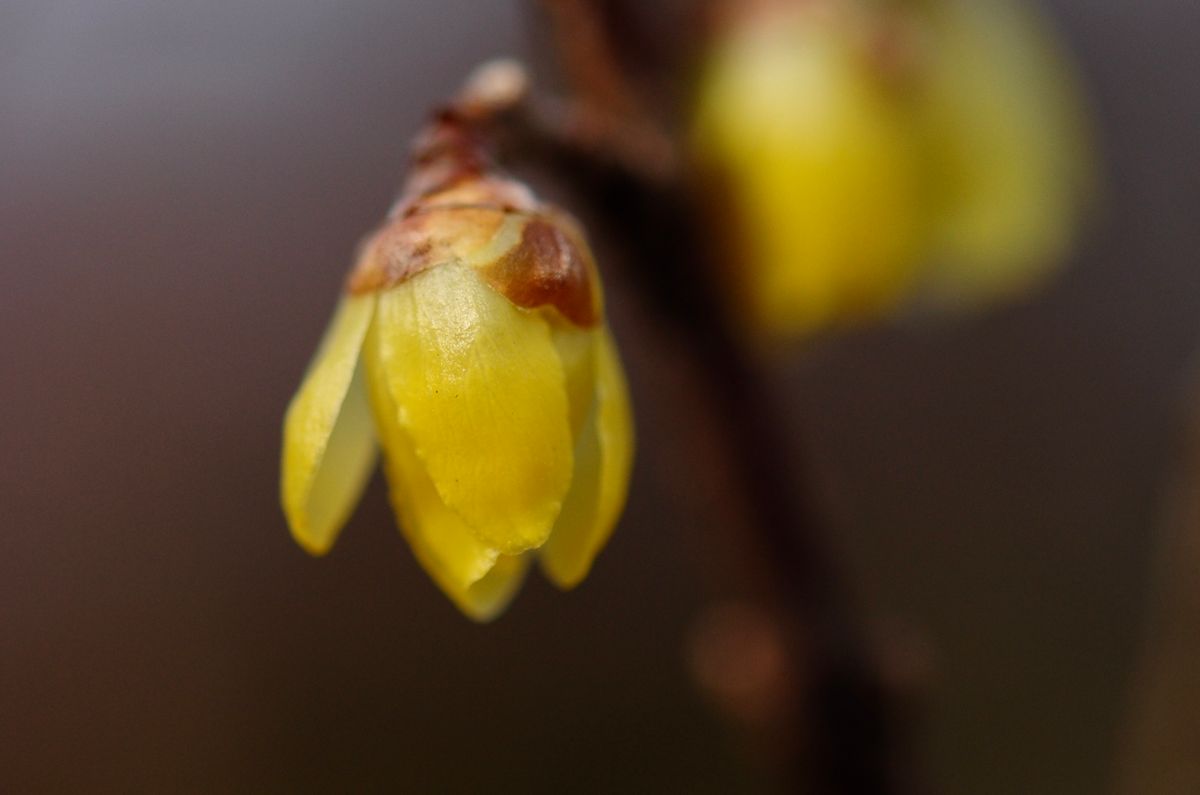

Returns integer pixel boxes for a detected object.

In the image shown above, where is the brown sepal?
[480,216,600,328]
[344,106,600,329]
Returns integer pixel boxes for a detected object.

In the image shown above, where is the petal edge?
[540,326,634,588]
[281,295,378,555]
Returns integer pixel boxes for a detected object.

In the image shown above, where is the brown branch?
[1117,399,1200,792]
[536,0,642,116]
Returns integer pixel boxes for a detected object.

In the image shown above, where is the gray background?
[2,1,1198,791]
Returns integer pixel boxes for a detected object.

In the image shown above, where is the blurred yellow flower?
[281,120,634,620]
[692,0,927,338]
[691,0,1094,337]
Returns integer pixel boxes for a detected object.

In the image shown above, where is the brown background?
[2,1,1199,792]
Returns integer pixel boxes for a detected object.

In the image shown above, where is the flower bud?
[281,98,634,620]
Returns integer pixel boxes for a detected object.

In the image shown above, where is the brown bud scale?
[344,109,601,328]
[480,217,598,327]
[347,202,599,328]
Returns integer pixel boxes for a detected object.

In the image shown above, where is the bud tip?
[460,58,530,116]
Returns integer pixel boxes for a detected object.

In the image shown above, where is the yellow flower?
[692,0,927,338]
[691,0,1095,336]
[280,120,634,620]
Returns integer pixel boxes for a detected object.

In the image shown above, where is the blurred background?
[2,0,1199,792]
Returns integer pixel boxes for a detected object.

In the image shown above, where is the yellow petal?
[919,0,1094,305]
[382,450,516,615]
[449,554,530,623]
[370,428,528,623]
[551,322,597,441]
[363,325,521,621]
[281,294,378,555]
[385,449,529,620]
[540,326,634,588]
[374,264,574,554]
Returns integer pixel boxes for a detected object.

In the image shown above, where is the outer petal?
[281,295,378,555]
[363,326,527,621]
[445,554,529,623]
[386,449,530,621]
[540,326,634,589]
[374,264,574,554]
[551,323,597,441]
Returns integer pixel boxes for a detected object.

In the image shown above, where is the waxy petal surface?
[281,295,378,555]
[541,327,634,588]
[364,331,525,620]
[375,265,574,554]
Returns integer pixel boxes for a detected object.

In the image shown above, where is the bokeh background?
[3,1,1198,792]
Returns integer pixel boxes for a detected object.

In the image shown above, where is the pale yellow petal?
[539,406,603,589]
[590,328,635,538]
[540,326,634,588]
[551,322,597,441]
[376,415,529,621]
[384,447,511,606]
[374,264,574,554]
[363,326,502,592]
[380,435,529,620]
[366,331,528,621]
[281,294,378,555]
[452,553,530,623]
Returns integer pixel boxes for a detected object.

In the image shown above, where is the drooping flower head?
[281,64,634,620]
